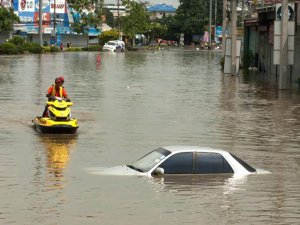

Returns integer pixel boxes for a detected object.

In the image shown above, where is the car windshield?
[128,148,171,172]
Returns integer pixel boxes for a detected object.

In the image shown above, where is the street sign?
[216,26,222,37]
[276,3,295,21]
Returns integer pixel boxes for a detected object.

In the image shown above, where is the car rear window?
[196,152,234,174]
[230,153,256,172]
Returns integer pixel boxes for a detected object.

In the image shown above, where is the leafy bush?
[99,30,120,46]
[43,46,51,52]
[50,46,59,52]
[0,42,18,54]
[22,42,43,53]
[64,47,82,52]
[8,36,25,46]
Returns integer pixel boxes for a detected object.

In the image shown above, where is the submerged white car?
[102,40,125,52]
[93,146,270,177]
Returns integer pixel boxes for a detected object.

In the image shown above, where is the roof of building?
[147,3,176,13]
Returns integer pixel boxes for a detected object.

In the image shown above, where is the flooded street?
[1,49,300,225]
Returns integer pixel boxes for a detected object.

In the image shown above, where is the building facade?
[13,0,72,34]
[147,3,176,21]
[243,1,300,86]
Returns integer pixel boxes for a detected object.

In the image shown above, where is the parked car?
[102,40,125,52]
[93,146,270,176]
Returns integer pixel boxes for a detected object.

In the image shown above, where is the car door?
[158,152,194,174]
[195,152,234,174]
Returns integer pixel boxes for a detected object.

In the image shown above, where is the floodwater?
[1,48,300,225]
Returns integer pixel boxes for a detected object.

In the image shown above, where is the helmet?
[58,76,65,84]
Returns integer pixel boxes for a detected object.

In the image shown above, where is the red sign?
[20,0,26,10]
[34,12,51,27]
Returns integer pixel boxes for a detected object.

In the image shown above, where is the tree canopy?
[102,8,115,28]
[98,29,119,45]
[0,7,20,32]
[175,0,209,44]
[120,0,150,45]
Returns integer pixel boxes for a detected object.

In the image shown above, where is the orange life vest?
[50,85,63,97]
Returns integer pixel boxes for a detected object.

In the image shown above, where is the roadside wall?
[27,34,89,47]
[251,24,299,84]
[0,32,89,47]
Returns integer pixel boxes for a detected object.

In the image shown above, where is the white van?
[103,40,125,52]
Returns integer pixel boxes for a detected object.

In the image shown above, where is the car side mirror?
[153,167,164,176]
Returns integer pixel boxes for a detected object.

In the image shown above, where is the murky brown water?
[1,49,300,225]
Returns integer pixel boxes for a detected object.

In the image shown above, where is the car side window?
[159,152,193,174]
[196,152,233,174]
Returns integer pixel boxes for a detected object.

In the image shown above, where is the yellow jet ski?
[33,97,79,134]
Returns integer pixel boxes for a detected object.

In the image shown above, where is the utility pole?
[222,0,227,56]
[231,0,237,75]
[95,0,103,25]
[241,0,245,22]
[95,0,99,18]
[39,0,43,46]
[95,0,99,30]
[279,0,288,89]
[214,0,217,44]
[209,0,212,47]
[96,0,104,33]
[100,0,103,27]
[117,0,121,40]
[53,0,56,44]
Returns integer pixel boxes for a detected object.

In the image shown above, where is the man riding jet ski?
[32,77,79,134]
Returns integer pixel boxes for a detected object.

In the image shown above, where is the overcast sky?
[105,0,180,8]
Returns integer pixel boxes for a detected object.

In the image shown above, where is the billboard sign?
[19,0,35,12]
[50,0,66,14]
[14,0,70,34]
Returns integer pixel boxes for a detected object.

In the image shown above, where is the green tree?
[71,12,100,34]
[0,7,20,32]
[157,16,181,42]
[68,0,95,12]
[98,29,119,45]
[120,0,150,46]
[148,22,167,41]
[175,0,209,44]
[102,8,115,28]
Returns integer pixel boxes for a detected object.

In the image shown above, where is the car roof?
[162,145,230,155]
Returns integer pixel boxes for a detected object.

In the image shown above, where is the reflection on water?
[39,134,77,190]
[151,174,247,194]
